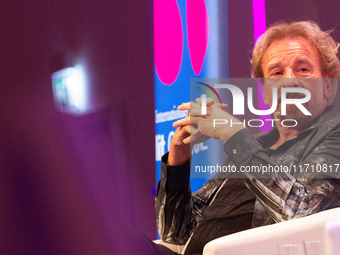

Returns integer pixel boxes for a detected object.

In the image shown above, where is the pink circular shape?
[154,0,183,85]
[186,0,209,76]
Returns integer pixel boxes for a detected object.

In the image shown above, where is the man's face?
[261,37,332,124]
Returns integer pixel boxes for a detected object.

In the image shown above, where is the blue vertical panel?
[154,1,228,192]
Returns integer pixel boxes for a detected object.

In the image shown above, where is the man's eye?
[299,68,308,72]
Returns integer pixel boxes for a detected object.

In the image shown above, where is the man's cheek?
[263,89,272,106]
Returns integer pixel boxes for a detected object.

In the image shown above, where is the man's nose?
[282,70,298,87]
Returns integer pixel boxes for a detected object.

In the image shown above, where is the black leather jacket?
[156,106,340,254]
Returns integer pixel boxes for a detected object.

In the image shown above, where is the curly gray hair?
[251,20,340,104]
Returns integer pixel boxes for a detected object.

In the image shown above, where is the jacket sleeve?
[155,153,224,244]
[224,128,340,224]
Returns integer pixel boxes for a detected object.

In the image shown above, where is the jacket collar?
[255,105,340,148]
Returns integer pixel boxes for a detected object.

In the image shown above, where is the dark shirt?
[155,105,340,255]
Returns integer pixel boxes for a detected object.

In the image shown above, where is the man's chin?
[275,107,312,126]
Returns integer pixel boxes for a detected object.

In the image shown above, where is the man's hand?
[175,99,244,144]
[167,106,210,166]
[167,98,245,165]
[167,119,191,166]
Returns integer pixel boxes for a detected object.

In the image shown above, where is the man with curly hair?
[156,20,340,255]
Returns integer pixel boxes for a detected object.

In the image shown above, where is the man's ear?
[324,75,332,99]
